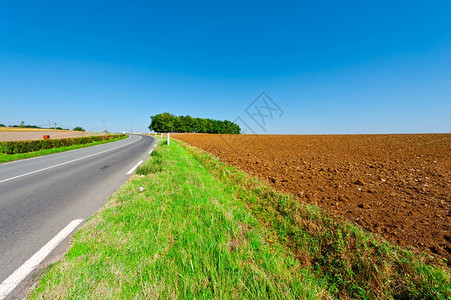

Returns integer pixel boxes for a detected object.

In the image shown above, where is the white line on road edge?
[126,160,143,175]
[0,219,84,300]
[0,136,142,184]
[148,141,157,154]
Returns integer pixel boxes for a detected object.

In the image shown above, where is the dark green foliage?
[149,113,241,134]
[73,127,85,131]
[0,124,5,127]
[148,113,175,133]
[0,134,125,154]
[11,124,44,129]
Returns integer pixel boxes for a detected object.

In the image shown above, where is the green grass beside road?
[0,135,128,163]
[30,138,450,299]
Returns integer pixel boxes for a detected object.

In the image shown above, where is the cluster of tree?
[73,127,85,131]
[149,113,241,134]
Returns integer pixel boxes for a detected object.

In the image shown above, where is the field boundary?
[175,138,450,298]
[172,133,451,264]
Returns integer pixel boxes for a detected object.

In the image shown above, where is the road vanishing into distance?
[0,134,156,299]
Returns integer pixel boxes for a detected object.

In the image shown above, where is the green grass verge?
[0,135,128,163]
[30,138,450,299]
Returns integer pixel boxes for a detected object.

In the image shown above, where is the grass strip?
[30,138,328,299]
[30,138,450,299]
[0,135,128,163]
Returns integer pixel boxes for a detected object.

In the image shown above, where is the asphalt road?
[0,134,156,298]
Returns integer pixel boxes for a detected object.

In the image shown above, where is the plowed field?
[173,133,451,262]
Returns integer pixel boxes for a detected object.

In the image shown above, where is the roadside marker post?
[167,133,170,145]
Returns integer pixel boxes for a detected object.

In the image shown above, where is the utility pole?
[130,123,133,134]
[49,120,51,129]
[103,120,106,133]
[54,122,57,139]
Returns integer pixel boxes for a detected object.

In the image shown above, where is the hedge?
[0,134,126,155]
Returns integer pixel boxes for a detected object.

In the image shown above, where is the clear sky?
[1,1,450,134]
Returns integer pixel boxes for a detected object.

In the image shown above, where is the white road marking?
[126,160,144,175]
[0,136,142,184]
[148,142,157,154]
[0,219,83,300]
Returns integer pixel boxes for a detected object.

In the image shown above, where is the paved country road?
[0,134,156,299]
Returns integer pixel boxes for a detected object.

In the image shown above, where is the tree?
[73,126,85,131]
[149,112,176,132]
[149,113,241,134]
[20,121,25,128]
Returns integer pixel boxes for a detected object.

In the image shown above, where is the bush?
[0,134,125,154]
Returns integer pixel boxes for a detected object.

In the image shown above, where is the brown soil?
[0,131,104,142]
[173,133,451,262]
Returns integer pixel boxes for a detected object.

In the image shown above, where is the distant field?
[173,133,451,264]
[0,127,105,142]
[0,127,59,132]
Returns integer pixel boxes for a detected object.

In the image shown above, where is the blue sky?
[0,0,450,134]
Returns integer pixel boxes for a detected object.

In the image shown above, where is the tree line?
[149,113,241,134]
